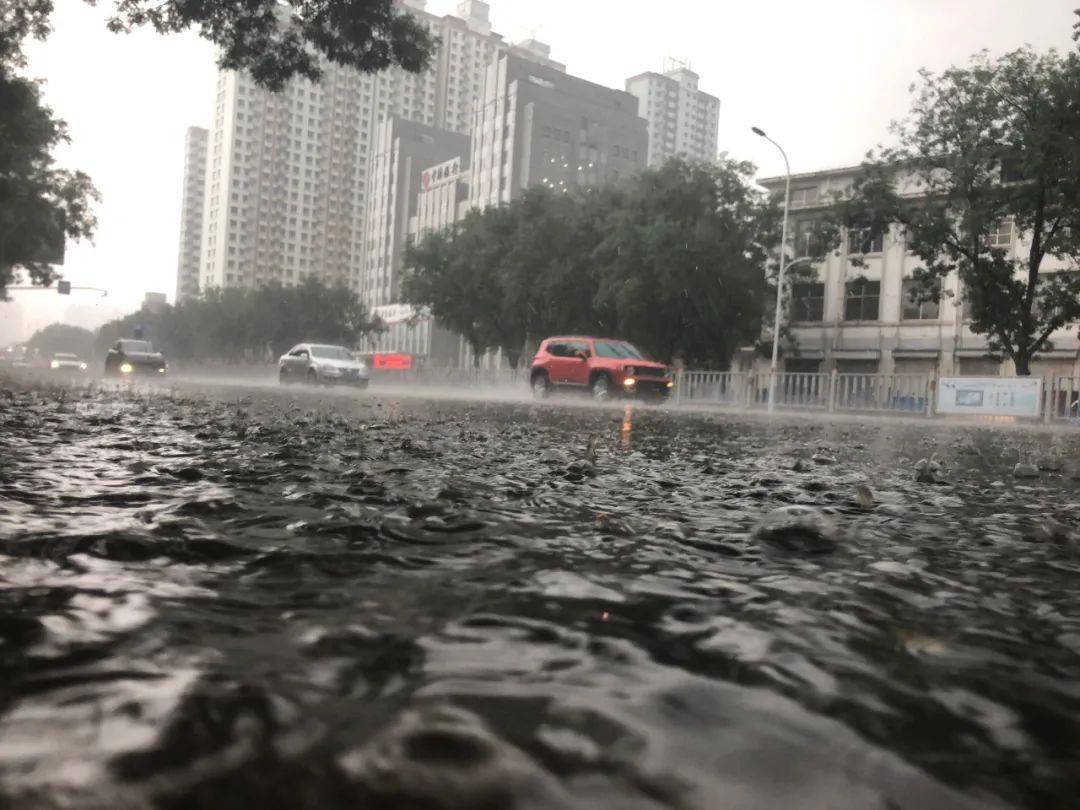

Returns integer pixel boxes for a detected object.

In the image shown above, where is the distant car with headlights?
[50,352,89,374]
[529,337,673,401]
[278,343,369,389]
[104,339,167,378]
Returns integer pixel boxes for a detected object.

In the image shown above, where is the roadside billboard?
[372,353,413,370]
[936,377,1042,417]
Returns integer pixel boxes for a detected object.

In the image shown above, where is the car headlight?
[158,367,166,373]
[50,360,60,369]
[79,363,87,371]
[623,377,637,387]
[120,362,133,374]
[667,380,675,388]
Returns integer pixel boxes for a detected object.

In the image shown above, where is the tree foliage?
[99,0,436,91]
[0,2,99,299]
[0,0,435,299]
[95,279,381,362]
[26,322,96,358]
[830,48,1080,375]
[403,159,777,368]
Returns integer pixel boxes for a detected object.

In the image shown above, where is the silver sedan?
[278,343,369,389]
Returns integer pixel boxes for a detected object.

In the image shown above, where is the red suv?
[529,337,674,401]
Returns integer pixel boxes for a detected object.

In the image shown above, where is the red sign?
[373,353,413,370]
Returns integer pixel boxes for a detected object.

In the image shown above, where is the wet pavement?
[1,378,1079,809]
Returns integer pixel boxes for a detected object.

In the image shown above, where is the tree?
[1,0,435,299]
[834,48,1080,375]
[26,322,96,358]
[95,279,381,361]
[51,0,436,92]
[404,158,777,368]
[402,209,512,366]
[594,159,777,366]
[0,2,98,299]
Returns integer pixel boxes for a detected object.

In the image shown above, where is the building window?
[848,226,884,255]
[987,219,1014,248]
[844,279,880,321]
[790,186,819,207]
[901,278,940,320]
[791,283,825,321]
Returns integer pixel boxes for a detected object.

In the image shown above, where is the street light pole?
[752,126,791,414]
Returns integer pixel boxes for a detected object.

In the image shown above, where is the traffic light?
[57,280,71,295]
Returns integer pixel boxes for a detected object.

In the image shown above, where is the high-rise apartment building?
[362,116,470,309]
[625,63,719,167]
[175,126,207,302]
[196,0,562,296]
[469,53,648,210]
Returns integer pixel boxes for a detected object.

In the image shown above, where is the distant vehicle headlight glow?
[120,362,134,374]
[79,363,87,371]
[667,380,675,388]
[50,360,60,369]
[623,377,636,387]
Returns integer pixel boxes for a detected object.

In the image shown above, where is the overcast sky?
[4,0,1076,343]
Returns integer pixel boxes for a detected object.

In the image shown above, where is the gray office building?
[361,116,471,309]
[468,53,648,209]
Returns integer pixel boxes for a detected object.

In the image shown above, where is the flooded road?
[1,379,1079,809]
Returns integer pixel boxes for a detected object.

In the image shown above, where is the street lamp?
[752,126,791,413]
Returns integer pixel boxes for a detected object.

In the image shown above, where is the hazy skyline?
[4,0,1076,343]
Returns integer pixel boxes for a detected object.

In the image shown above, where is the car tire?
[306,369,318,387]
[531,372,550,399]
[591,374,612,402]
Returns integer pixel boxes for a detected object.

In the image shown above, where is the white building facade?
[755,166,1080,380]
[625,64,719,168]
[175,126,208,302]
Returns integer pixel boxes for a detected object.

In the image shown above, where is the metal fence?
[372,366,522,388]
[672,371,749,407]
[360,365,1080,423]
[674,370,934,416]
[1046,377,1080,422]
[834,373,932,415]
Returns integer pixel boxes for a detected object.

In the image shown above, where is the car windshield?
[54,353,78,360]
[310,345,353,360]
[593,341,644,360]
[120,340,154,353]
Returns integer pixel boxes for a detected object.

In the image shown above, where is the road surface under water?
[1,379,1079,809]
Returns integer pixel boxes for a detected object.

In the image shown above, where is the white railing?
[772,372,831,409]
[673,370,749,407]
[372,366,522,388]
[1047,377,1080,422]
[674,370,935,416]
[834,373,932,415]
[359,366,1080,423]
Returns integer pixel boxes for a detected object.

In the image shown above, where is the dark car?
[104,339,167,378]
[529,337,673,401]
[50,353,89,374]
